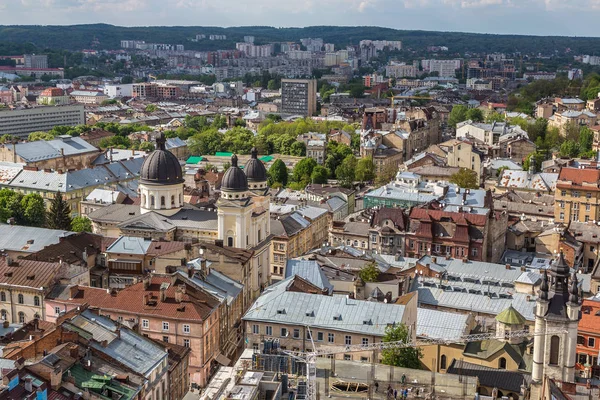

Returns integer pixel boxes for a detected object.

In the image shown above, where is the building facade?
[280,79,317,116]
[0,105,85,139]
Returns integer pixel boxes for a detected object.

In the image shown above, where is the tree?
[564,121,580,142]
[21,193,45,227]
[448,105,468,128]
[310,165,329,184]
[293,158,317,185]
[449,168,479,189]
[145,104,158,112]
[349,83,366,98]
[358,262,380,283]
[28,131,55,141]
[355,158,375,182]
[375,163,398,186]
[526,118,548,143]
[335,155,357,188]
[0,134,15,144]
[188,128,223,155]
[289,141,306,157]
[222,128,255,154]
[138,141,155,152]
[71,216,92,232]
[485,112,505,123]
[381,323,423,369]
[47,192,72,230]
[121,75,133,84]
[580,126,594,154]
[267,79,278,90]
[559,140,580,158]
[522,152,545,172]
[268,159,288,187]
[465,108,484,122]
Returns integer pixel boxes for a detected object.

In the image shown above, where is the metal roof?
[416,308,470,341]
[6,136,98,162]
[285,259,334,294]
[106,236,152,255]
[243,276,406,336]
[0,224,71,253]
[70,310,167,377]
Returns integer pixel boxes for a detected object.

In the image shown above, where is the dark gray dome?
[244,148,267,182]
[140,134,184,185]
[222,154,248,192]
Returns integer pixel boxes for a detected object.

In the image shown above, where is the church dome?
[244,148,267,182]
[140,134,184,185]
[221,154,248,192]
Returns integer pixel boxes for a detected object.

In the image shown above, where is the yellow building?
[554,167,600,224]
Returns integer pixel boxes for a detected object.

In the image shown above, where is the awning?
[214,352,231,366]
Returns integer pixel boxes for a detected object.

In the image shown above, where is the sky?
[0,0,599,37]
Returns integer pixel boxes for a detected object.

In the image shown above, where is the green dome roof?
[495,305,526,325]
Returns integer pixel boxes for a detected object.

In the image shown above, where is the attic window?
[363,319,372,325]
[277,309,286,315]
[333,314,342,321]
[27,274,35,280]
[305,311,314,317]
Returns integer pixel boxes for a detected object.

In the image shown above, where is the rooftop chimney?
[160,286,167,302]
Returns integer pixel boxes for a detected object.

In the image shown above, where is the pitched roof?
[23,232,115,264]
[4,136,98,162]
[447,360,530,393]
[52,276,221,322]
[0,258,62,288]
[243,276,406,336]
[557,167,600,191]
[0,225,71,253]
[409,208,487,226]
[285,259,333,294]
[495,305,526,325]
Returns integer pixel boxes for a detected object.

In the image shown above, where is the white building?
[103,83,133,98]
[422,59,461,77]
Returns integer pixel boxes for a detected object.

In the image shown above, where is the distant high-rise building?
[244,36,255,44]
[281,79,317,117]
[23,54,48,69]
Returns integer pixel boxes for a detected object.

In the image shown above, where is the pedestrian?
[404,388,408,399]
[394,389,398,399]
[401,374,406,384]
[375,381,379,392]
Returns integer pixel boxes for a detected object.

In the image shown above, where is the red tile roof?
[579,299,600,335]
[39,88,65,97]
[52,276,220,322]
[557,167,600,190]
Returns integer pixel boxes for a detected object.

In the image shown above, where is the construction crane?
[285,326,569,400]
[148,74,158,81]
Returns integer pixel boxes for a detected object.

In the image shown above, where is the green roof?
[186,156,205,164]
[495,305,526,325]
[259,155,274,162]
[215,151,233,157]
[68,364,138,400]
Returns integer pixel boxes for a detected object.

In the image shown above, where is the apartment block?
[0,105,85,138]
[555,167,600,224]
[280,79,317,116]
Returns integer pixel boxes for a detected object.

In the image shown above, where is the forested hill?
[1,24,600,55]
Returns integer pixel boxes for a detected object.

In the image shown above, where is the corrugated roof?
[106,236,152,255]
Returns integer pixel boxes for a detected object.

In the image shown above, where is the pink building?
[0,86,12,104]
[45,273,226,386]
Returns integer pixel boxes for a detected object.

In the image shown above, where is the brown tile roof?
[24,232,116,264]
[201,242,253,264]
[409,208,488,226]
[372,207,407,230]
[51,276,220,322]
[39,88,65,97]
[0,258,62,289]
[79,129,114,141]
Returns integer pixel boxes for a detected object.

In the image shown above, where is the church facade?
[88,136,272,302]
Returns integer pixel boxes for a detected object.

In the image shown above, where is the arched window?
[160,196,165,207]
[33,296,40,307]
[440,355,447,370]
[18,312,25,323]
[17,294,23,304]
[227,237,234,247]
[0,292,5,302]
[550,335,560,365]
[171,195,175,206]
[1,310,6,320]
[499,357,507,369]
[150,196,155,206]
[353,240,358,247]
[141,194,146,206]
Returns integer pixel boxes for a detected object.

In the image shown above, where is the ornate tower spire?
[539,269,549,301]
[569,271,579,305]
[550,251,570,295]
